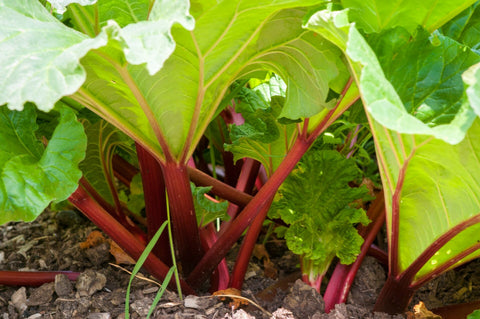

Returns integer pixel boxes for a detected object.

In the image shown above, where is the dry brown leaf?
[253,244,278,279]
[213,288,248,309]
[108,239,135,265]
[406,301,442,319]
[253,244,269,261]
[263,259,278,279]
[79,230,106,249]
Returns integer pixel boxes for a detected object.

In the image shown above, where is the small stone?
[184,295,202,309]
[271,308,295,319]
[283,280,325,318]
[223,309,255,319]
[10,287,27,313]
[76,270,107,297]
[27,282,55,306]
[26,314,42,319]
[55,273,74,297]
[142,286,159,294]
[87,313,111,319]
[131,297,153,317]
[110,289,126,306]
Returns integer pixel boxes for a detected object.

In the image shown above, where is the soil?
[0,209,479,319]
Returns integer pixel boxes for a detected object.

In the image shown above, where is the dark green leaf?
[367,28,480,127]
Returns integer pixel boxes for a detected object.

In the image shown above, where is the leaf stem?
[69,185,195,294]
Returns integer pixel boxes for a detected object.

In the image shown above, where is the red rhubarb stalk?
[136,143,172,265]
[0,271,79,287]
[229,197,274,290]
[69,185,195,295]
[160,161,204,276]
[323,191,385,312]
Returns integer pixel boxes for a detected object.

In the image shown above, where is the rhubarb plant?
[2,0,480,316]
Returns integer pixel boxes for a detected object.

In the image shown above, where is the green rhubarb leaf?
[341,0,476,34]
[4,0,346,163]
[0,0,193,110]
[348,25,479,144]
[0,0,108,112]
[306,5,480,144]
[369,115,480,280]
[67,0,194,75]
[275,150,369,277]
[0,105,86,224]
[114,2,345,160]
[225,93,297,175]
[80,119,132,206]
[439,1,480,54]
[191,183,228,228]
[367,28,480,127]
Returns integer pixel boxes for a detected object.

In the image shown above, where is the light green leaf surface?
[347,26,478,144]
[121,2,345,160]
[48,0,96,14]
[370,116,480,280]
[366,28,480,127]
[0,0,108,112]
[341,0,476,34]
[80,120,131,206]
[0,105,86,224]
[118,0,194,75]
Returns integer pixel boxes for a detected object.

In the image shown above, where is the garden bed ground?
[0,209,479,318]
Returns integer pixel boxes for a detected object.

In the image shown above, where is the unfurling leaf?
[274,150,370,280]
[191,183,228,227]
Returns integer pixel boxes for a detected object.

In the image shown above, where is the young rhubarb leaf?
[274,150,370,283]
[225,88,297,175]
[191,183,228,228]
[0,105,86,224]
